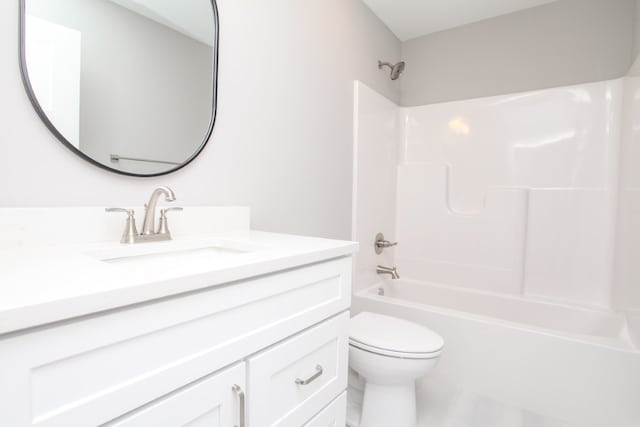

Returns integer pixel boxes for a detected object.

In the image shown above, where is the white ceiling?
[109,0,214,46]
[361,0,560,41]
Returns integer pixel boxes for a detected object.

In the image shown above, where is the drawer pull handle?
[295,365,323,385]
[233,384,245,427]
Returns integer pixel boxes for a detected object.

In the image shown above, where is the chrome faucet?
[376,265,400,279]
[106,186,182,244]
[141,186,176,235]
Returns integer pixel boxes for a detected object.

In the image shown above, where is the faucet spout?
[376,265,400,279]
[141,186,176,235]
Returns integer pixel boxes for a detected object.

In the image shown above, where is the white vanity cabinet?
[0,256,353,427]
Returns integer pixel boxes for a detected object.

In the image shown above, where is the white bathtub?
[352,279,640,427]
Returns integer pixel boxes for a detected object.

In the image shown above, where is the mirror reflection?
[21,0,217,176]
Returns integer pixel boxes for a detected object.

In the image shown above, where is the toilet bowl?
[349,312,444,427]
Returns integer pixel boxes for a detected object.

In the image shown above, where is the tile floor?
[347,378,575,427]
[416,381,573,427]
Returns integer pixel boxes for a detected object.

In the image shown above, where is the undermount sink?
[84,239,257,266]
[102,246,248,265]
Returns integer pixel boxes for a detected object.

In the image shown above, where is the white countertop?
[0,230,358,335]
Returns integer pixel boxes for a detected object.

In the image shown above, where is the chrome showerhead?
[378,60,405,80]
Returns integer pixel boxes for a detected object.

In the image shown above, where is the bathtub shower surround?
[614,62,640,347]
[397,80,621,307]
[351,81,640,427]
[354,79,623,308]
[352,82,401,291]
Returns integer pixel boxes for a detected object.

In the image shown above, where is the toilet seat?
[350,312,444,359]
[349,338,442,359]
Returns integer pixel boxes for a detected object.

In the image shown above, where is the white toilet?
[349,312,444,427]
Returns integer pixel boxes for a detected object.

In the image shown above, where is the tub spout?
[376,265,400,279]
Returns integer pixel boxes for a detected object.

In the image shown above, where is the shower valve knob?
[374,233,398,254]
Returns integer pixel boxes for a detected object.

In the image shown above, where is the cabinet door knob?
[295,365,323,385]
[232,384,245,427]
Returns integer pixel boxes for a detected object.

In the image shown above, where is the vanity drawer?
[247,312,349,427]
[304,392,347,427]
[0,257,351,427]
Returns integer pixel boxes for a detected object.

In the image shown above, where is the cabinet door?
[303,392,346,427]
[104,363,246,427]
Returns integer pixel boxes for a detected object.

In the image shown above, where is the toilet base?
[360,382,416,427]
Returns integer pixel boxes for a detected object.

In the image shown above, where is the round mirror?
[19,0,218,176]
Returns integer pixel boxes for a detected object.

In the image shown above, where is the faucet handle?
[106,208,139,244]
[106,207,132,214]
[162,207,184,214]
[158,207,183,236]
[374,233,398,254]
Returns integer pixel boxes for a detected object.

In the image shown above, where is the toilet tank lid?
[350,312,444,354]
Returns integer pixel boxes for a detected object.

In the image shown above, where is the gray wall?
[635,0,640,58]
[0,0,401,239]
[400,0,636,106]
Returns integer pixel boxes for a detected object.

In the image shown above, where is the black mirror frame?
[18,0,219,177]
